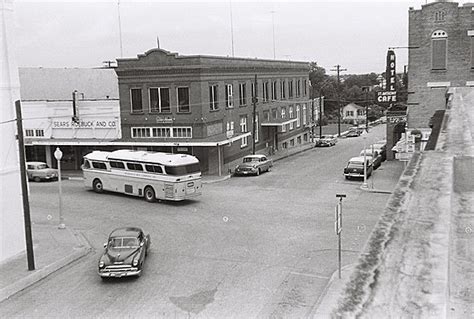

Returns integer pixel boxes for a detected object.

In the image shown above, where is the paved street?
[1,124,404,318]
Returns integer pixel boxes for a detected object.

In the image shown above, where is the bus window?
[126,163,143,171]
[165,163,200,175]
[92,162,107,170]
[145,164,163,174]
[110,161,125,169]
[82,159,90,169]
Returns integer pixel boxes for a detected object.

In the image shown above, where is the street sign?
[335,203,342,235]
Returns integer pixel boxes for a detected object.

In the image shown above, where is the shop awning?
[261,118,298,127]
[26,132,252,147]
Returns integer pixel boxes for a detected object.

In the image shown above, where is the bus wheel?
[93,179,103,193]
[144,186,156,203]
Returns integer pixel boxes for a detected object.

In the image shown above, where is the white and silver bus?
[82,150,202,202]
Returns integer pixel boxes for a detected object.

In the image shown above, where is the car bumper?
[235,169,257,175]
[98,268,141,278]
[344,173,364,178]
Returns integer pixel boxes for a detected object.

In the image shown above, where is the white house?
[19,68,121,170]
[342,103,366,124]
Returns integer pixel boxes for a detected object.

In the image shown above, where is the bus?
[82,150,202,202]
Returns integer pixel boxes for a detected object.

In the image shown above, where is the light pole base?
[361,183,368,189]
[58,223,66,229]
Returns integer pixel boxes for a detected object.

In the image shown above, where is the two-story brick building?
[115,48,312,175]
[407,1,473,139]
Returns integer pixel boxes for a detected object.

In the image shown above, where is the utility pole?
[16,101,35,271]
[311,88,315,142]
[362,86,370,133]
[117,0,124,58]
[331,65,347,137]
[252,74,258,154]
[319,90,323,137]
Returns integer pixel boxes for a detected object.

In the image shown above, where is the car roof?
[360,149,377,153]
[109,227,142,238]
[349,156,371,162]
[26,161,47,165]
[243,154,266,159]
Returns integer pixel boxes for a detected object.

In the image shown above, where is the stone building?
[407,0,473,137]
[115,49,313,175]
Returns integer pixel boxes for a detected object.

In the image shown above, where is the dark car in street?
[98,227,150,279]
[345,128,362,138]
[343,156,373,180]
[234,154,273,176]
[314,135,338,147]
[360,149,382,169]
[372,141,387,161]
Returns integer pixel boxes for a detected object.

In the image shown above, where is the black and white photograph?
[1,0,473,317]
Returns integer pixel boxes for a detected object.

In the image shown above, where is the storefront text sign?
[53,119,118,129]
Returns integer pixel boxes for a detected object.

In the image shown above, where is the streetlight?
[362,136,368,189]
[362,86,371,133]
[54,147,65,229]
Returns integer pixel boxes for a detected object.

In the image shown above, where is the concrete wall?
[0,0,26,263]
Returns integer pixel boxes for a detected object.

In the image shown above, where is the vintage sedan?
[343,156,373,180]
[372,142,387,161]
[98,227,151,279]
[26,161,58,182]
[360,148,382,169]
[315,135,338,147]
[234,154,273,176]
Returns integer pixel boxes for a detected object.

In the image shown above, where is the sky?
[11,0,470,74]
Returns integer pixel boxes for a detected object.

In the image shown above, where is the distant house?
[342,103,365,124]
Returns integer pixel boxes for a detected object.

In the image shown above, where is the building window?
[25,129,34,137]
[130,88,143,113]
[302,104,307,125]
[297,136,301,144]
[209,84,219,111]
[271,81,277,100]
[281,108,286,133]
[149,87,170,113]
[282,142,287,149]
[431,30,447,70]
[290,139,295,147]
[303,80,307,96]
[470,35,474,69]
[263,110,270,122]
[239,83,247,106]
[289,106,294,130]
[346,110,354,117]
[289,80,294,98]
[272,108,278,120]
[152,127,171,137]
[254,113,259,143]
[133,126,191,138]
[280,80,286,99]
[240,116,248,147]
[131,127,151,138]
[251,82,256,100]
[225,84,234,108]
[172,127,192,138]
[296,80,301,97]
[296,105,301,128]
[262,81,269,102]
[434,11,445,22]
[35,129,44,137]
[227,121,234,137]
[177,87,190,113]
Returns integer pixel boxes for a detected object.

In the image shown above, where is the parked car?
[343,156,373,180]
[234,154,272,176]
[371,142,387,161]
[315,135,338,147]
[345,129,361,138]
[360,149,382,169]
[98,227,151,279]
[26,161,58,182]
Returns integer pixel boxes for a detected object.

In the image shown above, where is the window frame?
[209,84,219,111]
[176,86,190,113]
[130,88,143,113]
[149,87,170,113]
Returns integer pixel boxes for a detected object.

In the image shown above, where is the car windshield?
[37,164,49,169]
[348,162,364,168]
[243,157,259,163]
[110,237,138,248]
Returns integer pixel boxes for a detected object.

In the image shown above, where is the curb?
[0,228,92,303]
[272,145,314,163]
[309,263,356,318]
[202,174,231,184]
[359,185,392,194]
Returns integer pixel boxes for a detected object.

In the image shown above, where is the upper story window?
[130,88,143,113]
[177,87,190,113]
[280,80,286,99]
[296,80,301,97]
[209,84,219,111]
[431,30,448,70]
[288,80,293,98]
[149,87,170,113]
[271,81,277,100]
[434,11,446,22]
[262,81,269,102]
[225,84,234,108]
[296,105,301,128]
[470,32,474,69]
[239,83,247,106]
[289,106,294,130]
[302,104,307,125]
[303,80,307,96]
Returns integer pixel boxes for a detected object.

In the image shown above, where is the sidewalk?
[0,223,91,303]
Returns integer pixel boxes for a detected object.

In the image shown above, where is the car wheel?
[33,176,41,182]
[256,168,260,176]
[144,186,156,203]
[267,166,271,172]
[93,179,103,193]
[345,176,350,180]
